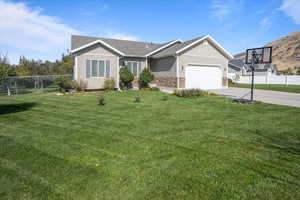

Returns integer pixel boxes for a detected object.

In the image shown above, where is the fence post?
[285,76,289,85]
[7,79,11,96]
[15,80,18,94]
[41,77,44,89]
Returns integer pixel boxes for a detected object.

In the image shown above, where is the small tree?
[0,54,16,85]
[296,69,300,75]
[97,94,106,106]
[104,79,115,90]
[54,76,73,93]
[139,68,154,88]
[119,67,134,90]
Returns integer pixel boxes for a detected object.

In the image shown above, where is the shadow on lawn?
[0,102,37,115]
[0,135,102,199]
[251,129,300,156]
[245,129,300,187]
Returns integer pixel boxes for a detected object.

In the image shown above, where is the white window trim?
[88,59,111,79]
[126,61,140,77]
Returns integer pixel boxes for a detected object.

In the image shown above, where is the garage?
[185,65,222,89]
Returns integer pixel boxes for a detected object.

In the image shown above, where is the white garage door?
[185,65,222,89]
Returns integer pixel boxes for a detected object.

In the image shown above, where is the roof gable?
[150,35,233,59]
[71,35,233,59]
[71,35,163,56]
[151,36,205,58]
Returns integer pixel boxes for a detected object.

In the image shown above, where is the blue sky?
[0,0,299,64]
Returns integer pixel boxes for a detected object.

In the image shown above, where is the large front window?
[86,60,110,78]
[126,61,140,76]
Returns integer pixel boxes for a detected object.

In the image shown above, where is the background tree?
[0,54,16,85]
[15,54,73,76]
[51,54,74,75]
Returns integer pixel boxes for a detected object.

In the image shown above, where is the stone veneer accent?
[179,77,185,88]
[153,77,177,88]
[132,77,139,88]
[222,76,228,87]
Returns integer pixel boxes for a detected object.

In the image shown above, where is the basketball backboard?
[246,47,272,64]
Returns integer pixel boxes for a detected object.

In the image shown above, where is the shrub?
[228,79,235,86]
[104,79,115,90]
[73,80,87,92]
[54,76,73,93]
[139,68,154,88]
[119,67,134,90]
[162,95,168,101]
[97,94,106,106]
[133,96,141,103]
[173,89,209,98]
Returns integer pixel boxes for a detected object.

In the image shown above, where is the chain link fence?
[0,75,72,96]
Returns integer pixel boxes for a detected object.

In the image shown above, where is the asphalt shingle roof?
[151,36,205,58]
[229,59,276,72]
[71,35,170,56]
[229,59,244,68]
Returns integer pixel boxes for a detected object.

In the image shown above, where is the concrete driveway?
[209,87,300,108]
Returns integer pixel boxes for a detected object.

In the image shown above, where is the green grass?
[0,91,299,200]
[230,83,300,93]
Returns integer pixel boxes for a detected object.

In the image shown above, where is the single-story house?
[229,58,278,76]
[71,35,233,90]
[294,66,300,70]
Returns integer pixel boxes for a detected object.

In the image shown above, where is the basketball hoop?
[246,47,272,64]
[236,47,272,103]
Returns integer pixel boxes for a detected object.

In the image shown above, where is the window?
[126,61,140,76]
[92,60,98,77]
[98,60,105,77]
[86,60,111,78]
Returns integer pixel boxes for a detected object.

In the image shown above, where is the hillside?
[235,31,300,72]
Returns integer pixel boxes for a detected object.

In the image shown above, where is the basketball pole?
[250,51,256,102]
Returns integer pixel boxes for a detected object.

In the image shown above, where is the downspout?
[176,54,179,89]
[117,56,121,90]
[74,55,78,81]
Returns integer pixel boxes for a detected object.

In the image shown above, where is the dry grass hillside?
[235,31,300,72]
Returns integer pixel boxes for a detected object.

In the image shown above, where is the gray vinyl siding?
[74,43,119,89]
[178,40,228,79]
[149,56,177,77]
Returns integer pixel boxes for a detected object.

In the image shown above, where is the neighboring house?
[294,66,300,70]
[229,59,278,77]
[71,35,233,90]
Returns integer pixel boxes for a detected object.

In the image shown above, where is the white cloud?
[0,0,80,63]
[104,32,139,41]
[0,0,139,63]
[260,17,272,31]
[281,0,300,24]
[210,0,241,22]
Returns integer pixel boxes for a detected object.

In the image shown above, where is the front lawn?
[0,91,299,199]
[230,83,300,93]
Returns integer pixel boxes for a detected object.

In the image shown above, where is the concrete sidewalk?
[209,87,300,108]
